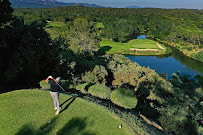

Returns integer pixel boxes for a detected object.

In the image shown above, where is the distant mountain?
[125,5,154,8]
[9,0,104,8]
[125,6,142,8]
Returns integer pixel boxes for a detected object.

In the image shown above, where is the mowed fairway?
[0,90,133,135]
[100,39,165,54]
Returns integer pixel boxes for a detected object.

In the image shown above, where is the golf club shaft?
[53,79,78,97]
[54,80,66,92]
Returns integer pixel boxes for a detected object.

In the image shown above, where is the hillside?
[10,0,104,8]
[0,90,134,135]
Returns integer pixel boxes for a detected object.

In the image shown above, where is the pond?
[125,35,203,79]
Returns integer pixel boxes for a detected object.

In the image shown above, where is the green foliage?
[76,83,93,93]
[83,96,168,135]
[110,59,143,88]
[3,6,202,135]
[82,65,108,85]
[0,0,13,26]
[195,51,203,61]
[88,83,111,99]
[67,18,100,54]
[1,15,59,87]
[95,22,104,29]
[14,7,203,47]
[61,80,70,91]
[39,80,50,90]
[111,88,138,109]
[165,46,172,54]
[136,85,150,98]
[157,102,190,135]
[187,46,193,51]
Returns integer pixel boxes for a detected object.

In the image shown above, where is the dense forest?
[1,0,203,134]
[13,6,203,62]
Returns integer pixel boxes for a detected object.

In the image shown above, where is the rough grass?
[100,38,166,55]
[0,90,134,135]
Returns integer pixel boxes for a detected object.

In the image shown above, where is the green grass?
[100,38,166,55]
[0,90,133,135]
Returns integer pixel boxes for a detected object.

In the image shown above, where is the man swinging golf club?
[46,75,62,115]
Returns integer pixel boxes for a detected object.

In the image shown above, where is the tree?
[0,1,59,89]
[0,0,13,25]
[0,0,15,87]
[67,18,100,54]
[82,65,108,85]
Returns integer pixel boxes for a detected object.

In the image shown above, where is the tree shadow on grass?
[15,116,96,135]
[97,46,112,55]
[15,116,58,135]
[57,117,96,135]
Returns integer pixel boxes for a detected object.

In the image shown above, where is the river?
[125,35,203,79]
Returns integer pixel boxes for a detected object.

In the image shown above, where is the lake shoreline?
[151,37,203,63]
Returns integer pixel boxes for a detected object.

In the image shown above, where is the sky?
[58,0,203,9]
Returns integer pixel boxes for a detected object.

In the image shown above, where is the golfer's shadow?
[60,96,76,114]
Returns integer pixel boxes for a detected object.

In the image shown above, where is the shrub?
[165,47,172,54]
[76,83,93,93]
[187,46,192,51]
[82,65,108,85]
[199,45,203,49]
[111,63,143,88]
[111,88,138,109]
[88,83,111,99]
[61,80,70,91]
[195,51,203,61]
[136,85,150,98]
[158,103,189,135]
[39,80,50,90]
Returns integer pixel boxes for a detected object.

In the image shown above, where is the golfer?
[46,76,62,115]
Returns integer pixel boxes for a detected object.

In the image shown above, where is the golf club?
[53,79,78,97]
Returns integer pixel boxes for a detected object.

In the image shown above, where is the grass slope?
[100,38,166,55]
[0,90,133,135]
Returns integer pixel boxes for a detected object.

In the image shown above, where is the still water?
[126,35,203,79]
[126,49,203,79]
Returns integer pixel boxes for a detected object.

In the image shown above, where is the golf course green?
[100,38,166,55]
[0,90,134,135]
